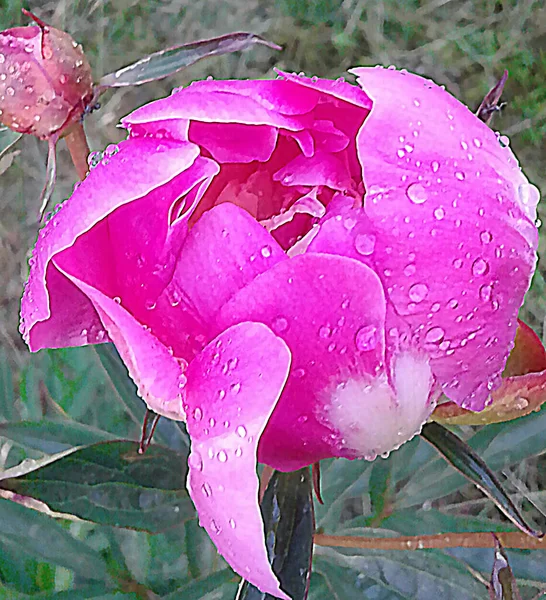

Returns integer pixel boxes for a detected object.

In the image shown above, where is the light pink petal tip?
[185,322,291,600]
[351,66,539,410]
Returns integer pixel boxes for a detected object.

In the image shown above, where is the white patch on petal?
[323,352,435,459]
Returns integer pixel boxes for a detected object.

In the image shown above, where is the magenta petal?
[123,82,314,135]
[273,149,353,191]
[20,137,201,350]
[185,322,291,599]
[189,122,278,163]
[218,254,394,470]
[171,203,286,328]
[352,67,539,410]
[276,69,373,111]
[58,268,186,420]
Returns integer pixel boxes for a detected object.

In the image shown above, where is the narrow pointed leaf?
[489,535,522,600]
[1,440,194,532]
[476,70,508,125]
[421,422,543,538]
[98,32,281,89]
[0,420,116,454]
[0,125,22,160]
[237,468,314,600]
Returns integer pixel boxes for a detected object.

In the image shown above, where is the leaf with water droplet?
[0,440,194,533]
[237,468,314,600]
[421,422,543,539]
[98,32,281,89]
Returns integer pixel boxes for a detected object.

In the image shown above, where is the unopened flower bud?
[0,13,93,140]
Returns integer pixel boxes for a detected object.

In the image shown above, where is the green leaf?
[1,441,194,533]
[0,347,16,421]
[0,583,138,599]
[421,423,542,538]
[489,536,522,600]
[314,545,486,600]
[0,125,23,161]
[0,421,117,455]
[369,459,391,523]
[0,497,110,580]
[398,406,546,509]
[238,468,315,600]
[94,345,188,452]
[162,569,237,600]
[98,32,281,88]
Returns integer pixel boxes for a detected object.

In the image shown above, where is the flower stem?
[314,531,546,551]
[64,122,90,180]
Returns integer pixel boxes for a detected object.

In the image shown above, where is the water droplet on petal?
[229,518,236,528]
[404,264,416,276]
[354,233,376,256]
[319,325,332,339]
[408,283,428,303]
[230,382,241,395]
[193,407,203,421]
[425,327,445,343]
[217,450,228,463]
[479,284,492,301]
[480,231,492,244]
[236,425,247,438]
[472,258,489,276]
[272,316,288,333]
[406,183,428,204]
[455,171,465,181]
[433,207,445,220]
[452,258,463,269]
[355,325,378,351]
[210,519,221,534]
[188,451,203,471]
[261,245,272,258]
[201,482,212,497]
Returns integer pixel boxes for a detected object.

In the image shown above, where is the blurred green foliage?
[1,0,546,598]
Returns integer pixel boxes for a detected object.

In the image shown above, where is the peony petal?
[169,203,286,329]
[352,67,539,410]
[58,268,186,420]
[185,322,291,599]
[189,122,278,163]
[219,254,432,470]
[273,149,354,191]
[21,136,201,350]
[276,70,372,112]
[122,81,316,136]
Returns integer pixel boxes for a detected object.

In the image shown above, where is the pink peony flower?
[0,11,93,140]
[20,68,540,598]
